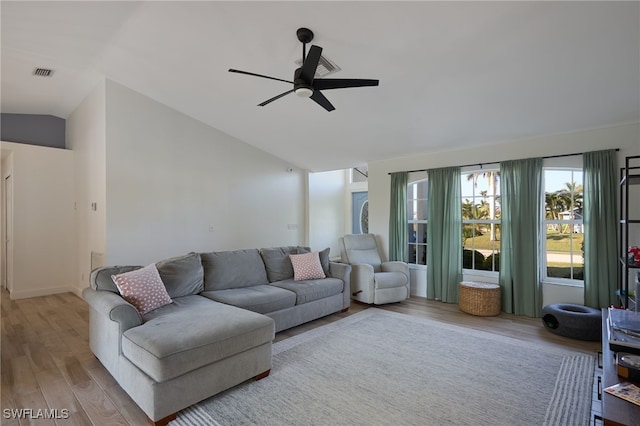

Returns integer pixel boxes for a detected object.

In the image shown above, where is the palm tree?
[462,199,483,246]
[560,181,583,233]
[466,171,499,240]
[545,182,583,234]
[545,190,568,233]
[545,191,565,220]
[462,198,475,219]
[563,181,583,212]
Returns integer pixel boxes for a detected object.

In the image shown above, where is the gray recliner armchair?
[339,234,410,305]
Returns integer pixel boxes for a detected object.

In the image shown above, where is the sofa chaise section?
[83,255,275,425]
[121,295,273,383]
[117,295,273,424]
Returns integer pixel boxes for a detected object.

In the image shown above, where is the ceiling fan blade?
[300,45,323,83]
[258,89,295,107]
[229,69,293,84]
[313,78,379,91]
[309,90,335,112]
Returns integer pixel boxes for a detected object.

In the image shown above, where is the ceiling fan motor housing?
[296,28,314,44]
[293,67,313,97]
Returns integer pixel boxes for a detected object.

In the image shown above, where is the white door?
[4,175,13,293]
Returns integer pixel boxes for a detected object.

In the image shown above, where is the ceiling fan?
[229,28,379,112]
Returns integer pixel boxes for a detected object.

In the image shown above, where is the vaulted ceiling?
[2,1,638,171]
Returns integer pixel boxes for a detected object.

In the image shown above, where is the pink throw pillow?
[112,264,172,315]
[289,251,326,281]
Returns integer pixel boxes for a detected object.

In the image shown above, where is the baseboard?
[9,286,81,300]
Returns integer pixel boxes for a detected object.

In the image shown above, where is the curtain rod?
[388,148,620,175]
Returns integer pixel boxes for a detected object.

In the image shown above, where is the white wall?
[307,170,347,258]
[368,123,640,303]
[66,80,107,290]
[0,141,75,299]
[102,80,305,265]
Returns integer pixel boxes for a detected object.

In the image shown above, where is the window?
[350,166,368,183]
[543,169,584,282]
[461,170,501,272]
[407,178,428,265]
[401,164,584,283]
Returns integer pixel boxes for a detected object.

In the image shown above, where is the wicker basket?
[459,281,501,316]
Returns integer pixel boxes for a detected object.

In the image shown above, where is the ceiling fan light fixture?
[295,87,313,98]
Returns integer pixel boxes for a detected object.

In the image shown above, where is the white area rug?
[172,309,594,426]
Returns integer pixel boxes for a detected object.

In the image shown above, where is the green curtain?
[583,149,618,308]
[499,158,543,317]
[427,166,462,303]
[389,172,409,262]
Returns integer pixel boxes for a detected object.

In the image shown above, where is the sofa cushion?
[289,252,326,281]
[259,246,299,282]
[156,252,204,298]
[201,249,268,290]
[122,295,274,383]
[90,265,142,293]
[201,285,296,314]
[111,264,173,315]
[270,278,344,305]
[297,247,331,276]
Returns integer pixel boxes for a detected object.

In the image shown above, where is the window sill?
[462,269,498,279]
[406,267,584,288]
[408,264,427,270]
[542,279,584,288]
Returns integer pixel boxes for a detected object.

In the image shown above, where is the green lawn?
[466,228,582,252]
[465,228,583,269]
[545,229,584,252]
[463,229,500,251]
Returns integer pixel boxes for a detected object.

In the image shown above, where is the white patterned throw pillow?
[112,264,172,315]
[289,251,326,281]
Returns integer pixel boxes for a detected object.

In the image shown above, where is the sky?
[460,169,583,197]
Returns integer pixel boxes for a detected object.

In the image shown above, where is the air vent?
[295,55,341,77]
[33,68,53,77]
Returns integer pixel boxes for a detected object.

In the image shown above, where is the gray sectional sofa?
[82,246,351,425]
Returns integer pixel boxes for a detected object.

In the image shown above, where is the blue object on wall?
[351,191,368,234]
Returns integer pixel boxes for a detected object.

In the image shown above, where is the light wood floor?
[1,289,600,425]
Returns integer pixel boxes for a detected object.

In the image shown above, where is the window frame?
[542,166,584,286]
[461,168,501,275]
[407,174,428,267]
[400,159,585,287]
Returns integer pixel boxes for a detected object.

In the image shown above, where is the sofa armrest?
[381,261,409,277]
[82,287,142,333]
[329,262,352,310]
[350,263,375,284]
[381,261,410,290]
[329,261,350,281]
[82,287,143,378]
[349,263,376,304]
